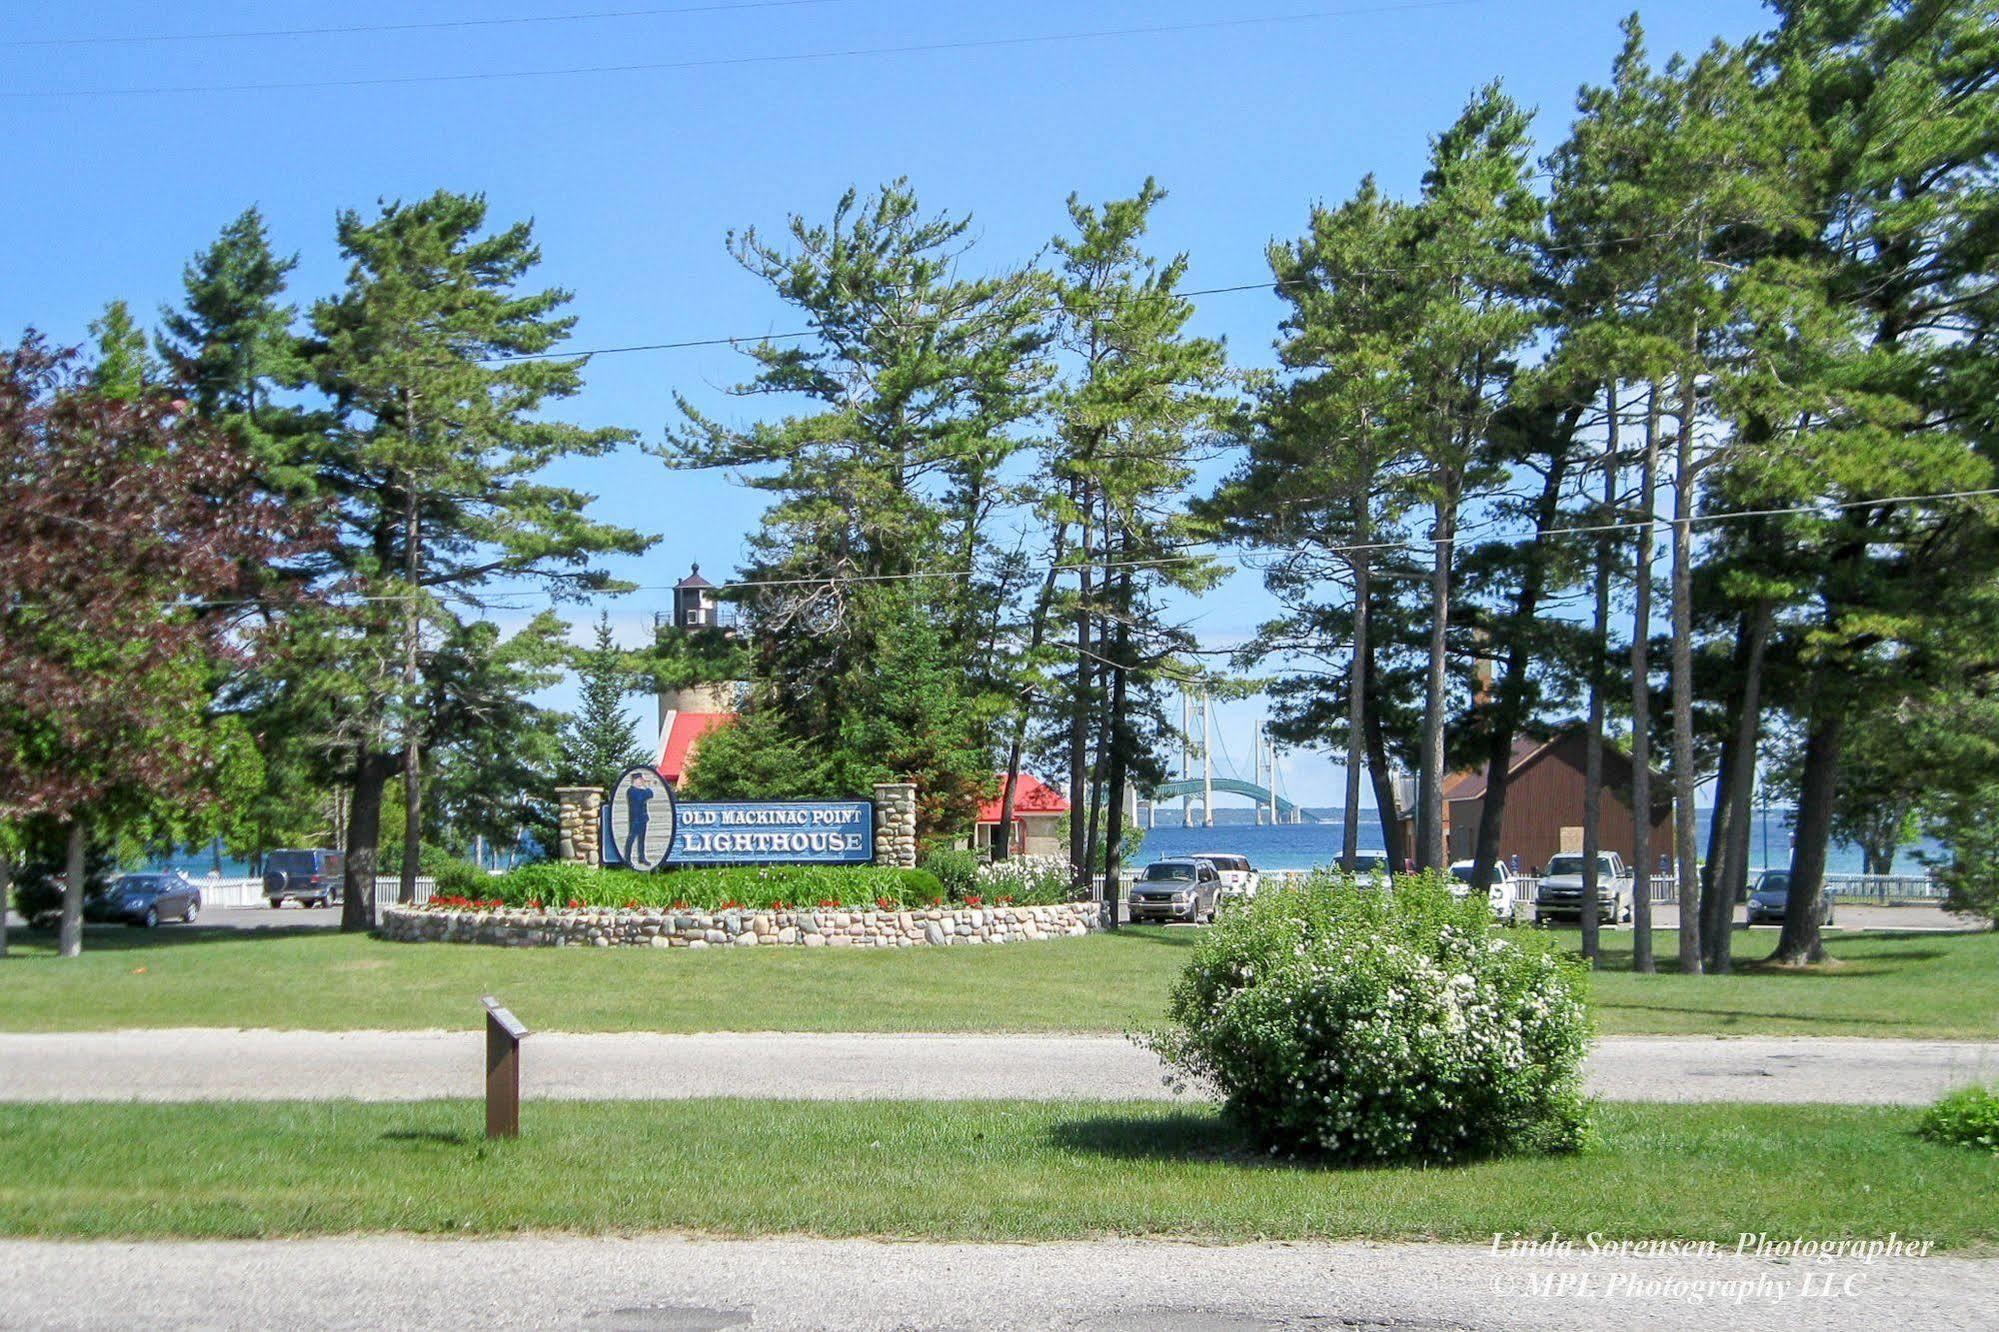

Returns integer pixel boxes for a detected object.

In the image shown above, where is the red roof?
[977,772,1070,824]
[1442,735,1550,802]
[656,712,734,785]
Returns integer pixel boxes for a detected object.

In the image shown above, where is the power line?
[458,484,1999,604]
[5,0,1492,98]
[2,1,856,48]
[109,482,1999,615]
[476,211,1850,365]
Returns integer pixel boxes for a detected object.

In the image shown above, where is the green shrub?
[421,847,489,900]
[481,862,946,912]
[1146,870,1594,1165]
[975,854,1078,905]
[921,847,981,901]
[1919,1086,1999,1155]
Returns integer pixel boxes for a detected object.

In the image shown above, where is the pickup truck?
[1534,851,1632,926]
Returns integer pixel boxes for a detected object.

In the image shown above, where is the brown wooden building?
[1401,725,1673,875]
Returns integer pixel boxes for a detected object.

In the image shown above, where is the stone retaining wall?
[378,900,1101,949]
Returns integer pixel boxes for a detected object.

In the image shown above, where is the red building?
[974,773,1070,858]
[1400,725,1673,874]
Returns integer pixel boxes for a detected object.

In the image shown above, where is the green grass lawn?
[2,921,1995,1038]
[1,1098,1991,1245]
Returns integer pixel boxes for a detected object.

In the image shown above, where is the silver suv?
[1128,858,1222,924]
[1535,851,1632,925]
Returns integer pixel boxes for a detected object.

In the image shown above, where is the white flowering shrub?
[1147,869,1593,1164]
[974,854,1077,905]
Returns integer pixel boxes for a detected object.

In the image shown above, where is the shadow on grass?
[1591,1000,1902,1029]
[380,1129,471,1147]
[6,924,342,956]
[1105,926,1203,949]
[1047,1110,1274,1165]
[1046,1112,1508,1174]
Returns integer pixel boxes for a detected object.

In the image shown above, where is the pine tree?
[306,191,651,926]
[1401,85,1544,870]
[1047,180,1233,916]
[1204,177,1424,865]
[561,614,646,793]
[156,205,310,489]
[87,300,154,400]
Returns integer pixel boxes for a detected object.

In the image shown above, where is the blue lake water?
[1135,810,1937,876]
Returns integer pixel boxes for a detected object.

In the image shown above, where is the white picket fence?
[196,875,436,912]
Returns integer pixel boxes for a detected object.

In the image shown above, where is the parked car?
[1447,860,1517,920]
[263,848,345,908]
[1128,858,1223,924]
[1192,852,1260,901]
[83,872,202,928]
[1534,851,1633,926]
[1745,870,1833,926]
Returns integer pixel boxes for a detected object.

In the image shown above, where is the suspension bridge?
[1139,692,1317,827]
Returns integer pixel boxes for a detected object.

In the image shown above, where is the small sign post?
[481,995,529,1139]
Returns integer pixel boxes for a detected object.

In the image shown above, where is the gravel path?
[3,1030,1994,1104]
[0,1233,1989,1330]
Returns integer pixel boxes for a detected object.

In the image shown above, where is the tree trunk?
[1581,384,1617,962]
[1342,505,1371,871]
[0,843,9,959]
[58,816,86,959]
[1470,431,1573,892]
[1629,389,1661,973]
[1670,374,1702,976]
[1772,707,1843,965]
[399,473,422,904]
[342,749,395,933]
[1703,601,1771,974]
[1099,566,1136,930]
[1068,513,1094,887]
[998,552,1066,862]
[1416,492,1456,871]
[1362,636,1403,864]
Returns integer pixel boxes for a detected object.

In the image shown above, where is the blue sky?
[7,0,1768,805]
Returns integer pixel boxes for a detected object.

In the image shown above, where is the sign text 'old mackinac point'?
[604,789,874,868]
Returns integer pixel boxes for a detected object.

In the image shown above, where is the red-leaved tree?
[0,335,324,957]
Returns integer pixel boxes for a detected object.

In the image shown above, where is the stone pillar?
[872,782,918,869]
[555,787,604,867]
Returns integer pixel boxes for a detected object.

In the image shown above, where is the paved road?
[0,1233,1989,1331]
[5,1030,1994,1104]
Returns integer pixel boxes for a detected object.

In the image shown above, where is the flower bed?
[378,899,1102,949]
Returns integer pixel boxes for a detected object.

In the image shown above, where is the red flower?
[998,896,1014,905]
[770,899,787,911]
[875,898,894,911]
[526,900,543,910]
[566,899,583,910]
[671,900,689,910]
[818,898,839,909]
[966,895,983,906]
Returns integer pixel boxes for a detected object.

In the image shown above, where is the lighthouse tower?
[654,564,743,786]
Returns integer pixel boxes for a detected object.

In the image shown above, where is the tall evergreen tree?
[306,191,650,927]
[663,181,1049,841]
[561,613,646,792]
[1047,180,1233,918]
[1204,178,1423,864]
[1402,84,1544,870]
